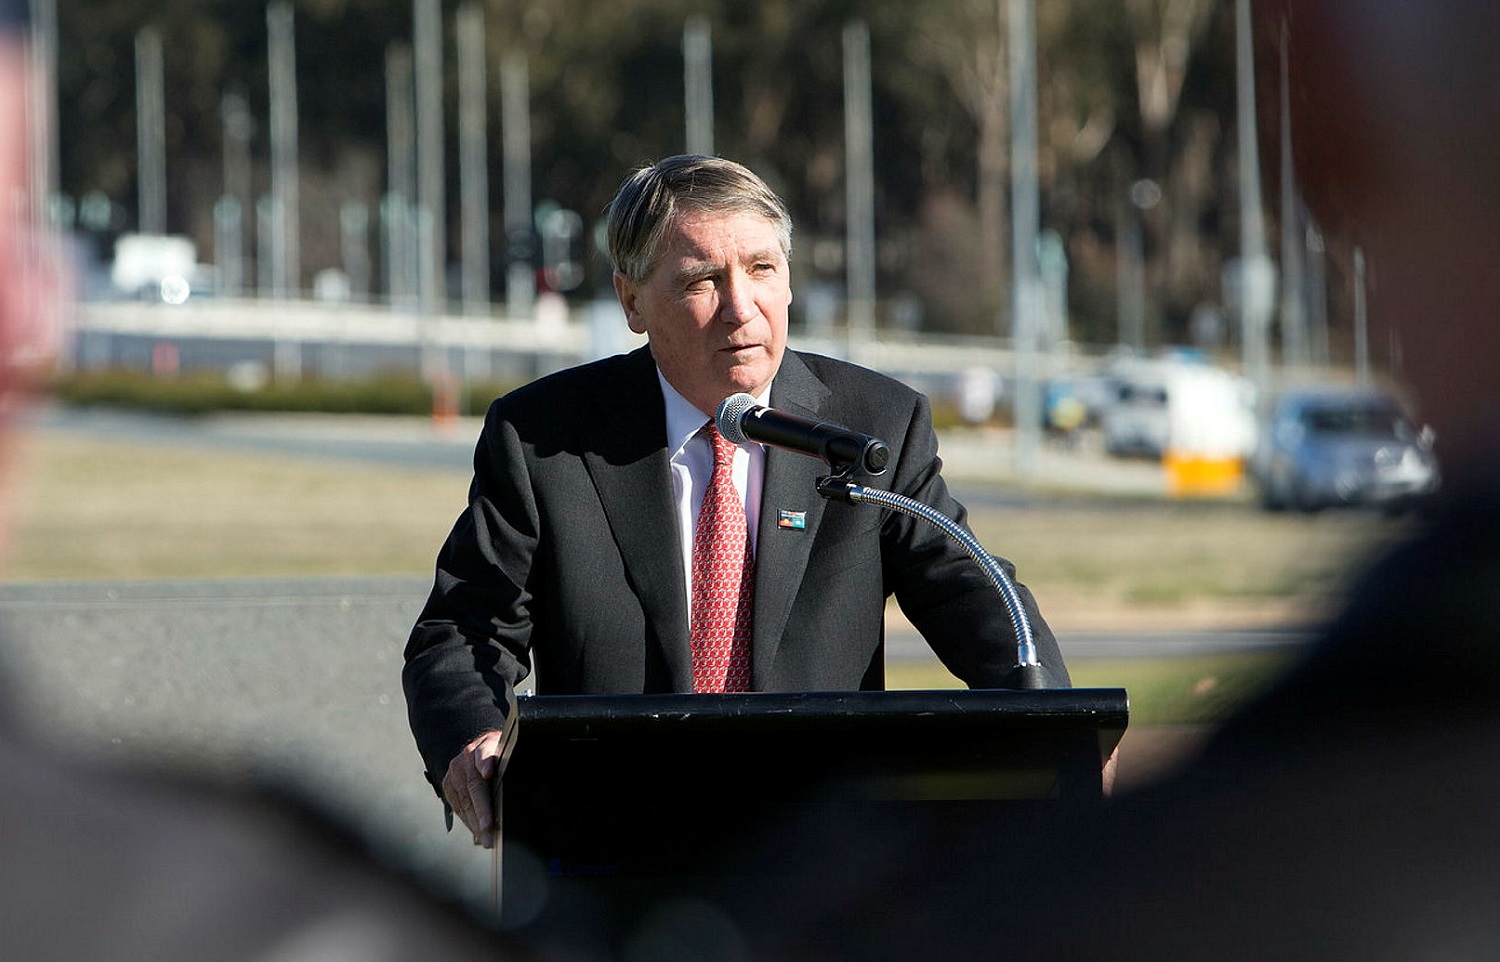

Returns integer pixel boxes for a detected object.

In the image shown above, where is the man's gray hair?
[605,154,793,283]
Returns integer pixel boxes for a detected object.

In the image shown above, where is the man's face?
[614,210,791,416]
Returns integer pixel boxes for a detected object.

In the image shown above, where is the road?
[26,402,484,473]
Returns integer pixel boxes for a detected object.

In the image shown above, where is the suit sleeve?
[880,393,1071,689]
[402,401,538,787]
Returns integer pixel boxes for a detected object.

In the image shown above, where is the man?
[403,154,1069,846]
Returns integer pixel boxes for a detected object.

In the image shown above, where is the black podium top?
[500,688,1128,880]
[514,687,1126,728]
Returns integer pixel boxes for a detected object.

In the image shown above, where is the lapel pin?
[777,510,807,530]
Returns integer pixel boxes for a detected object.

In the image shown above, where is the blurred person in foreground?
[404,154,1070,846]
[728,3,1500,959]
[0,3,523,957]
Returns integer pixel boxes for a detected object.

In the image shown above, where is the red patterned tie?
[690,422,754,693]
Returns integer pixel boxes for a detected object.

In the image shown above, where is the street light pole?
[501,51,533,322]
[684,16,714,156]
[267,1,300,301]
[1277,19,1308,372]
[1353,247,1370,388]
[414,0,446,316]
[457,0,490,317]
[135,27,166,236]
[1009,0,1042,482]
[1235,0,1274,396]
[842,20,876,359]
[218,90,253,297]
[28,0,57,228]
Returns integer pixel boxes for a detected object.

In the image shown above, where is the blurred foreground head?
[1281,0,1500,492]
[0,3,31,570]
[0,0,63,565]
[0,5,31,409]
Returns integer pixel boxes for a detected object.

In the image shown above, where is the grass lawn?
[6,433,471,580]
[5,426,1395,726]
[887,650,1301,725]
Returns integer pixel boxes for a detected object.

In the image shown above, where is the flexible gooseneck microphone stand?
[715,393,1049,689]
[815,470,1048,690]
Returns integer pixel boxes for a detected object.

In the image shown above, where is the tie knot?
[704,420,737,466]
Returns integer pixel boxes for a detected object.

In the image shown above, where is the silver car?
[1253,388,1439,512]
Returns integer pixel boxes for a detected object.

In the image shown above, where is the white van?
[1102,357,1257,464]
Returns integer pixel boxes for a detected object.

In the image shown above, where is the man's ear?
[613,271,647,335]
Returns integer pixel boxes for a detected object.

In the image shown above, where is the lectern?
[498,688,1127,888]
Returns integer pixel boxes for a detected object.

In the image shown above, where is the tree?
[49,0,1245,352]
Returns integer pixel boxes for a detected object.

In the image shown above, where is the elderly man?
[403,154,1068,845]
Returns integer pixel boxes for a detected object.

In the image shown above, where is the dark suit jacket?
[403,346,1068,781]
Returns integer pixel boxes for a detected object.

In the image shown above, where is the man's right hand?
[442,729,507,848]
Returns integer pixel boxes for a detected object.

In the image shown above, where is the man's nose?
[719,272,759,324]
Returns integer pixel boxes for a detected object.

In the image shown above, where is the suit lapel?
[580,347,693,691]
[751,352,835,684]
[577,348,844,690]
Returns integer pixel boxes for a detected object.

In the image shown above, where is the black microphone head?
[715,393,759,445]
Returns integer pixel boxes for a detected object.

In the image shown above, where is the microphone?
[716,393,890,476]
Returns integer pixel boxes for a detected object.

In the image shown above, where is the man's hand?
[442,729,508,848]
[1101,745,1120,798]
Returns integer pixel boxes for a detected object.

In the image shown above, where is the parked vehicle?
[1100,356,1256,462]
[1251,388,1439,512]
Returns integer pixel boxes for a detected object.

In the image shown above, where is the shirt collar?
[657,371,772,455]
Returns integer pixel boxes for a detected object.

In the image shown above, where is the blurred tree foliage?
[54,0,1247,343]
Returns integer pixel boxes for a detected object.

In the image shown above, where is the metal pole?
[268,0,300,300]
[457,1,491,317]
[684,16,714,156]
[1353,246,1369,388]
[1009,0,1042,481]
[1235,0,1274,396]
[135,27,167,235]
[219,90,253,296]
[341,201,370,301]
[414,0,446,315]
[214,198,241,297]
[257,195,273,294]
[1306,223,1330,367]
[501,51,534,321]
[1116,197,1145,353]
[28,0,58,228]
[1277,19,1307,371]
[385,42,416,306]
[842,20,876,358]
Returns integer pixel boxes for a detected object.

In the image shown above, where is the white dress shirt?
[658,372,767,622]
